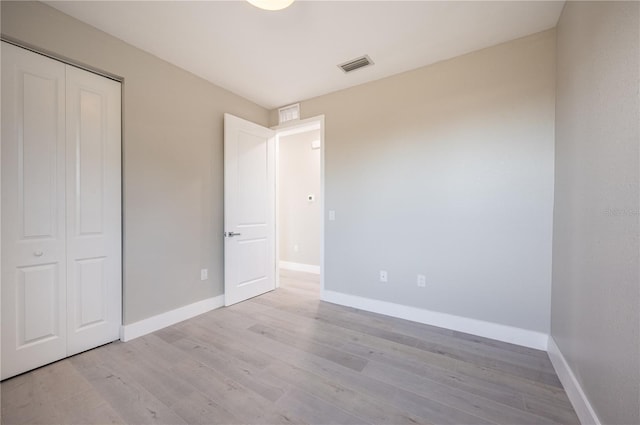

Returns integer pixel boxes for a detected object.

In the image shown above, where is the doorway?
[222,114,324,306]
[274,117,325,298]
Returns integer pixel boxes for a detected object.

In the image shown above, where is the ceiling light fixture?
[247,0,295,11]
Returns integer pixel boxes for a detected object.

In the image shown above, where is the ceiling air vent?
[338,55,374,73]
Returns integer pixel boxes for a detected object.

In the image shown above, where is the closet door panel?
[1,42,67,380]
[65,66,121,356]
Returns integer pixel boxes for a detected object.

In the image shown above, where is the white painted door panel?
[1,43,122,379]
[224,114,276,306]
[65,66,121,356]
[1,43,68,380]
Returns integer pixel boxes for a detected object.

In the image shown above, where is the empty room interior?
[1,1,638,424]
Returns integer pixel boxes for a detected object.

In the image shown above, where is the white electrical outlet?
[417,274,426,287]
[328,210,336,221]
[379,270,388,282]
[294,244,299,252]
[200,269,208,281]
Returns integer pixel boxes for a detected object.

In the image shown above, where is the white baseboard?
[548,337,601,425]
[280,261,320,274]
[321,290,549,350]
[120,295,224,342]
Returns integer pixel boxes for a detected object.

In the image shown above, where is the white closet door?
[1,43,68,380]
[1,43,122,379]
[65,66,121,356]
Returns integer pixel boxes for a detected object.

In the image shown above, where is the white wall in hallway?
[279,130,321,269]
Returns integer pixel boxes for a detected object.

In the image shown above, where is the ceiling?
[46,1,565,109]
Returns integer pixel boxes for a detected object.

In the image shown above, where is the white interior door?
[224,113,276,306]
[1,42,122,379]
[65,66,121,356]
[1,43,68,379]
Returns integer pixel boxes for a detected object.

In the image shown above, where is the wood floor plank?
[207,283,574,424]
[98,341,197,409]
[390,388,496,425]
[211,318,402,400]
[245,298,460,372]
[129,332,196,366]
[0,359,94,424]
[522,395,581,424]
[189,307,495,425]
[69,350,188,425]
[49,387,126,425]
[363,360,556,425]
[413,339,558,382]
[348,340,528,411]
[451,329,552,360]
[171,359,304,425]
[256,286,561,387]
[254,290,559,383]
[274,388,368,425]
[346,305,551,362]
[170,390,241,425]
[238,300,567,416]
[336,305,555,373]
[454,360,573,405]
[248,323,370,372]
[175,316,272,369]
[393,390,495,425]
[273,282,551,370]
[265,360,428,425]
[171,336,290,402]
[1,270,579,425]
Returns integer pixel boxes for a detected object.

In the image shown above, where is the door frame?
[271,115,326,295]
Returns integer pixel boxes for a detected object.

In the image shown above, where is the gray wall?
[278,30,556,333]
[279,130,321,267]
[552,2,640,424]
[1,1,269,324]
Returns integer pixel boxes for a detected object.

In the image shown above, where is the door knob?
[34,251,43,257]
[225,232,242,238]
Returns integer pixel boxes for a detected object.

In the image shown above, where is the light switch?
[200,269,208,281]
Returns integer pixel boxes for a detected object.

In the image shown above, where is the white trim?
[272,119,320,136]
[321,290,549,350]
[280,261,320,274]
[548,337,601,425]
[319,116,325,295]
[120,295,224,342]
[274,130,281,289]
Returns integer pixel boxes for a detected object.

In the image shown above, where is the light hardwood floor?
[1,270,579,425]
